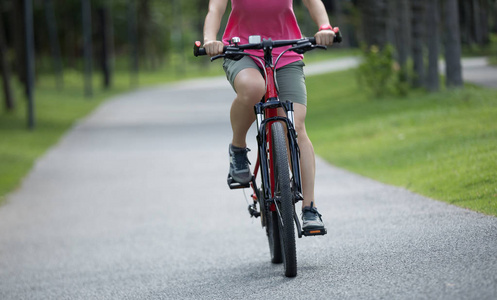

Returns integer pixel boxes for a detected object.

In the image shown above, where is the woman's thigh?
[276,60,307,106]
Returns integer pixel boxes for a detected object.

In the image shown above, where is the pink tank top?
[222,0,304,68]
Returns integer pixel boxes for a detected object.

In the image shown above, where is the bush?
[356,44,408,98]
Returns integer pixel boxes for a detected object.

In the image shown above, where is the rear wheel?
[271,122,297,277]
[267,209,282,264]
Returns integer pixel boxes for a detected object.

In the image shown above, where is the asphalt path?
[441,57,497,88]
[1,58,496,299]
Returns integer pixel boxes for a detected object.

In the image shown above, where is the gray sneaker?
[302,203,325,231]
[229,144,252,184]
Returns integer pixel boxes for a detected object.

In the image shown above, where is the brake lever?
[291,44,327,54]
[210,54,225,62]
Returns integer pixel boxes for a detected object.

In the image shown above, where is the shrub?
[356,44,408,98]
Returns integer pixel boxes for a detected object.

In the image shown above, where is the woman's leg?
[273,61,316,208]
[230,68,265,148]
[294,104,325,231]
[293,103,316,208]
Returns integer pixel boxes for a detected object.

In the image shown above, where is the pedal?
[248,204,260,218]
[227,175,252,189]
[302,228,327,237]
[294,191,304,202]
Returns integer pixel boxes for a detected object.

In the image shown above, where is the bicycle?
[194,28,341,277]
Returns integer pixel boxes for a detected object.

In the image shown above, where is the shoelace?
[232,148,251,170]
[302,206,322,219]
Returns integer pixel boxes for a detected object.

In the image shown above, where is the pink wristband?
[319,24,333,31]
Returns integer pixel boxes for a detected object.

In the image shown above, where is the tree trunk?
[472,0,483,44]
[98,5,113,89]
[492,1,497,33]
[385,0,397,47]
[356,0,373,46]
[138,0,153,69]
[172,0,185,75]
[24,0,35,129]
[82,0,93,97]
[360,0,388,48]
[0,7,15,111]
[443,0,463,88]
[479,0,490,45]
[426,0,440,92]
[357,0,389,48]
[44,0,64,89]
[13,0,27,86]
[328,0,349,47]
[411,0,426,88]
[128,0,139,86]
[396,0,411,83]
[197,0,210,66]
[461,0,473,44]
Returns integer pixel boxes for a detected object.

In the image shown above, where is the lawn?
[306,69,497,216]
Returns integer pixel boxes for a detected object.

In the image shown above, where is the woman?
[202,0,335,231]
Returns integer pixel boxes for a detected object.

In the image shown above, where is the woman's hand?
[315,29,335,46]
[204,40,224,56]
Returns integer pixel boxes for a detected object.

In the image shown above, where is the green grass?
[303,47,360,63]
[306,69,497,216]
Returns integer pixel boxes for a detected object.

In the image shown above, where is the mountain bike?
[194,28,341,277]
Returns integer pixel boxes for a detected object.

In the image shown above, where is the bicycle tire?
[267,209,283,264]
[271,121,297,277]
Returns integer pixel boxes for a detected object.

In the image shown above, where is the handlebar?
[194,27,342,57]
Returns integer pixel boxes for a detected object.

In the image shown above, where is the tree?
[81,0,93,97]
[127,0,138,86]
[12,0,27,86]
[460,0,491,46]
[0,5,15,111]
[443,0,463,88]
[24,0,35,129]
[98,3,113,89]
[394,0,411,85]
[323,0,348,47]
[411,0,426,88]
[137,0,150,68]
[426,0,441,92]
[357,0,389,48]
[44,0,64,89]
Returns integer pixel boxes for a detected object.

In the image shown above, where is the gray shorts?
[222,56,307,106]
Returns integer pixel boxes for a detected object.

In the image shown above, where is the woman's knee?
[234,69,265,104]
[293,103,308,133]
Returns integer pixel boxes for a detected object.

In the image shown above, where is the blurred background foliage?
[0,0,496,110]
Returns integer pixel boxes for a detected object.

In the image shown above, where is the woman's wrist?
[319,24,333,31]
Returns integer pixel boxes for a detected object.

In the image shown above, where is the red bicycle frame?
[193,34,338,226]
[250,43,298,212]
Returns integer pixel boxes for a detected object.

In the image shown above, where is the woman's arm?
[302,0,335,45]
[203,0,229,56]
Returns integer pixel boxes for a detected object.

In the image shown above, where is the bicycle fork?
[253,100,306,238]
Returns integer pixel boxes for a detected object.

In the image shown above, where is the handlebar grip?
[309,27,342,44]
[194,41,230,57]
[194,41,206,57]
[334,27,343,43]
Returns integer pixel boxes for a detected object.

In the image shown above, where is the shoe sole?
[227,174,252,189]
[302,227,327,236]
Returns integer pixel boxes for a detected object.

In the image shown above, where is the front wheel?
[271,122,297,277]
[267,209,282,264]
